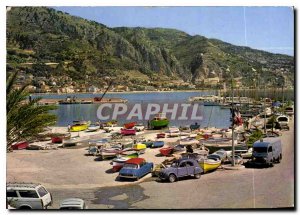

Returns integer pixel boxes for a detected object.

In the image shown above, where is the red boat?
[157,133,166,138]
[121,128,136,136]
[159,146,174,156]
[124,122,136,129]
[51,136,63,143]
[12,141,29,150]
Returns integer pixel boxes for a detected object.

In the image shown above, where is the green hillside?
[6,7,294,91]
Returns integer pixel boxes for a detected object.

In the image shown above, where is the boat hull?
[159,147,174,156]
[199,159,221,173]
[150,119,169,129]
[70,124,89,132]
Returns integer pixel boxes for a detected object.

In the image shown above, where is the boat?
[112,152,139,172]
[120,128,136,136]
[70,121,90,132]
[87,124,99,132]
[241,148,253,159]
[142,141,154,148]
[12,141,29,150]
[124,122,136,129]
[167,126,180,137]
[151,141,165,148]
[189,95,223,106]
[63,137,80,147]
[51,133,71,143]
[190,123,200,130]
[159,146,174,156]
[133,143,147,154]
[172,144,186,154]
[150,113,169,129]
[178,137,198,146]
[199,157,222,173]
[157,133,166,138]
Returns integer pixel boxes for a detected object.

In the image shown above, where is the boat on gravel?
[150,113,169,129]
[151,141,165,148]
[121,128,136,136]
[70,121,91,132]
[87,124,99,132]
[124,122,136,129]
[199,157,222,173]
[159,146,174,156]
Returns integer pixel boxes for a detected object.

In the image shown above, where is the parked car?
[158,158,203,183]
[7,183,52,209]
[118,158,153,180]
[59,198,87,209]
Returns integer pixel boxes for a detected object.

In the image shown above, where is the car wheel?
[168,174,176,183]
[194,173,201,179]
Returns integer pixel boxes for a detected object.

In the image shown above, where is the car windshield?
[253,147,267,153]
[123,164,138,169]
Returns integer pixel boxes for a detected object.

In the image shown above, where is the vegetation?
[246,129,263,147]
[6,72,57,151]
[6,7,294,88]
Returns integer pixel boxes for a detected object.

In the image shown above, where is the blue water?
[32,91,231,128]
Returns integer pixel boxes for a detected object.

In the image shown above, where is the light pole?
[230,70,235,166]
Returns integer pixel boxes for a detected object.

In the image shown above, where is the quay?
[37,97,128,105]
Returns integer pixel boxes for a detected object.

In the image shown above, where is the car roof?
[125,158,145,165]
[7,182,40,189]
[60,198,85,206]
[253,141,270,147]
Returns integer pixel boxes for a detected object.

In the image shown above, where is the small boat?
[167,126,180,137]
[135,124,145,132]
[159,146,174,156]
[70,121,90,132]
[12,141,29,150]
[124,122,136,129]
[150,113,169,129]
[241,148,253,159]
[151,141,165,148]
[63,137,80,147]
[51,133,71,144]
[190,123,200,130]
[121,128,136,136]
[172,144,185,154]
[178,137,198,146]
[87,124,99,132]
[142,141,154,148]
[276,115,289,129]
[112,156,130,172]
[199,157,221,173]
[157,133,166,138]
[133,143,147,154]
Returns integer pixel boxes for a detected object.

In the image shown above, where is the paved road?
[49,120,294,209]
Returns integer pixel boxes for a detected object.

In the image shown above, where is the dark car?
[158,158,203,183]
[119,158,153,180]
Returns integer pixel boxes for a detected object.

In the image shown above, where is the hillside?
[6,7,294,92]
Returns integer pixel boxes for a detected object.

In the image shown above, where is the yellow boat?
[133,143,146,150]
[199,158,221,173]
[70,121,91,132]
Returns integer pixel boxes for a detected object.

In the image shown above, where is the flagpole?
[230,69,235,166]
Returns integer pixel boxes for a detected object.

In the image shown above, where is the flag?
[230,107,243,126]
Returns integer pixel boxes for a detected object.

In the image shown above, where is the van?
[252,137,282,167]
[7,183,52,209]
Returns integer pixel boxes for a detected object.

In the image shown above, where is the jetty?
[37,97,128,105]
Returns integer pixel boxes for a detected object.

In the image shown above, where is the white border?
[1,0,298,215]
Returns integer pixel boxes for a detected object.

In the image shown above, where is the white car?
[59,198,87,209]
[7,183,52,209]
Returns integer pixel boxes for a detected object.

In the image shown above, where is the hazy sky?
[53,6,294,56]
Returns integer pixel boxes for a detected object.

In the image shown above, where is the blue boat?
[142,141,154,148]
[151,141,165,148]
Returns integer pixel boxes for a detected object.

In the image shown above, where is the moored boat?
[87,124,99,132]
[157,133,166,138]
[150,113,169,129]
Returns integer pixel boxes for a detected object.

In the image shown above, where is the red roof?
[125,158,145,165]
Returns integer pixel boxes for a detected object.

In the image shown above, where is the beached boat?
[142,141,154,148]
[172,144,185,154]
[124,122,136,129]
[190,123,200,130]
[159,146,174,156]
[70,121,90,132]
[112,152,139,172]
[120,128,136,136]
[199,157,221,173]
[63,137,80,147]
[12,141,29,150]
[178,137,198,146]
[87,124,99,132]
[150,113,169,129]
[151,141,165,148]
[157,133,166,138]
[167,126,180,137]
[133,143,147,154]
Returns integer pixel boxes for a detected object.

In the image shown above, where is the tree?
[6,72,57,151]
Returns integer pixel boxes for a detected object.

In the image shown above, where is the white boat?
[178,137,199,146]
[87,124,99,132]
[189,95,223,106]
[167,126,180,137]
[276,115,289,129]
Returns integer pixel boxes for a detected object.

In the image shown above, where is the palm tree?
[6,72,57,151]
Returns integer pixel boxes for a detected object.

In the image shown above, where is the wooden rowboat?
[124,122,136,129]
[159,146,174,156]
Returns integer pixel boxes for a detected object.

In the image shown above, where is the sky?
[53,6,294,56]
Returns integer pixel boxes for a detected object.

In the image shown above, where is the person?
[67,124,71,132]
[29,94,32,102]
